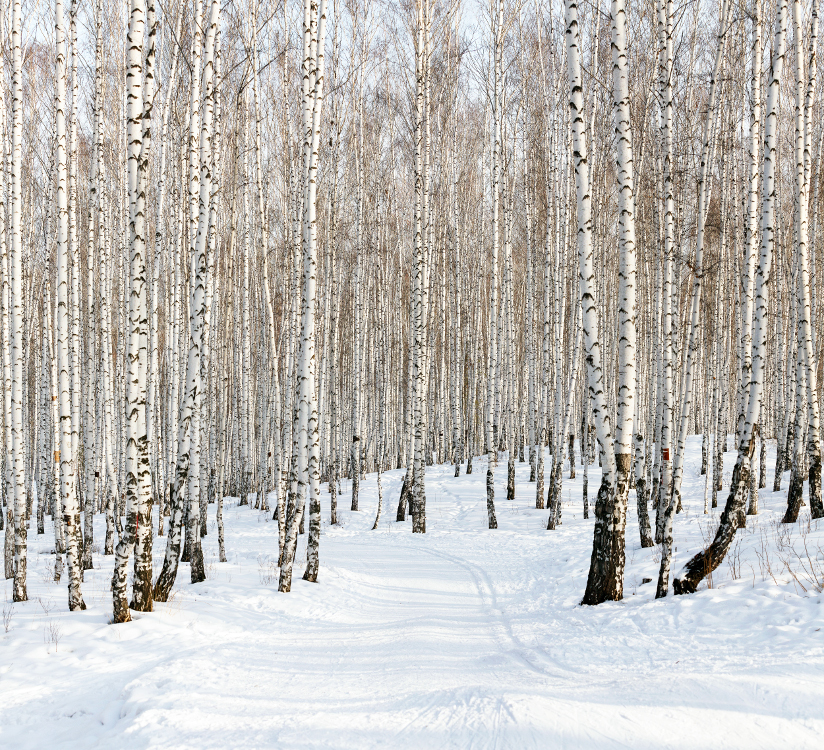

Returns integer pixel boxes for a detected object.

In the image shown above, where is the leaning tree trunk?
[673,0,788,595]
[153,0,217,603]
[669,0,731,516]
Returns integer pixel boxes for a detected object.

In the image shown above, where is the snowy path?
[2,438,824,748]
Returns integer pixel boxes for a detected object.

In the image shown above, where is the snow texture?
[2,436,823,748]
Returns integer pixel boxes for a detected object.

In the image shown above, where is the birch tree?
[674,0,790,595]
[55,0,84,611]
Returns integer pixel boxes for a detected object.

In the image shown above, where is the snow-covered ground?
[2,436,824,749]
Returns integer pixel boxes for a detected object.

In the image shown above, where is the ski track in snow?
[2,436,824,748]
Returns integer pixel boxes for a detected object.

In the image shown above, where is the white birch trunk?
[674,0,789,594]
[54,0,84,610]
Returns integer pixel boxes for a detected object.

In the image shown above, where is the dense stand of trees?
[2,0,824,618]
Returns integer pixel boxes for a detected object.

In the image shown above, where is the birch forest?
[3,0,824,741]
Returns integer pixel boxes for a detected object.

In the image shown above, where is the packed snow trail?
[2,437,824,748]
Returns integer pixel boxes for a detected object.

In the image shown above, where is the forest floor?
[2,436,824,749]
